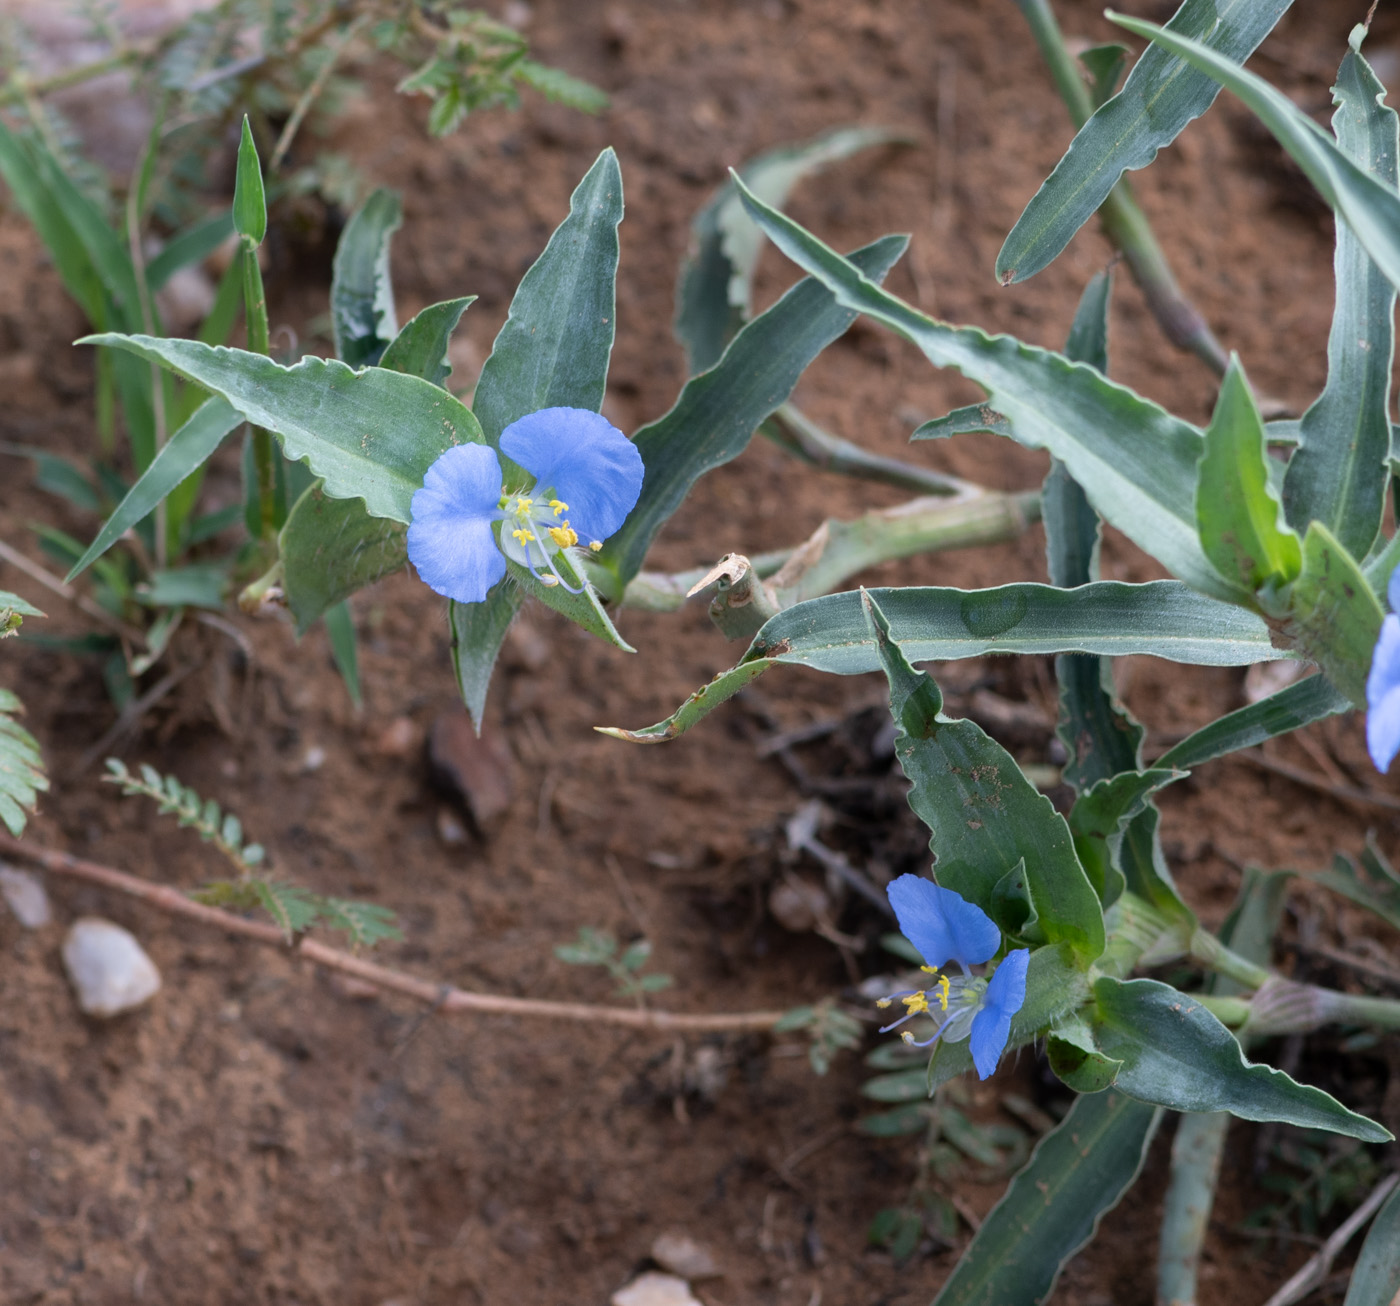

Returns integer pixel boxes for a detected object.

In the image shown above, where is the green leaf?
[1081,44,1130,109]
[232,117,267,247]
[331,188,402,369]
[252,880,320,942]
[997,0,1294,284]
[1281,32,1397,562]
[1157,673,1351,770]
[323,599,362,708]
[597,234,908,593]
[1046,1013,1124,1093]
[1091,977,1391,1141]
[865,591,1104,963]
[1312,847,1400,934]
[0,688,47,836]
[1069,768,1181,905]
[1344,1177,1400,1306]
[733,179,1232,599]
[1285,520,1384,706]
[279,485,408,634]
[472,147,622,444]
[454,150,625,716]
[137,563,227,609]
[931,1089,1160,1306]
[514,60,609,114]
[319,896,402,948]
[599,581,1294,743]
[0,590,44,631]
[66,397,243,580]
[146,208,235,291]
[1196,355,1301,597]
[1109,13,1400,297]
[379,296,475,387]
[79,335,483,523]
[675,125,911,372]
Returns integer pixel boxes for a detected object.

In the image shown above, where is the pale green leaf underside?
[79,335,483,523]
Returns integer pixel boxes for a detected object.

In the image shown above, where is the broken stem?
[0,832,787,1034]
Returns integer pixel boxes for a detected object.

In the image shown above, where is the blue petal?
[969,948,1029,1080]
[886,875,1001,970]
[1368,616,1400,771]
[500,407,643,544]
[1388,563,1400,614]
[407,443,507,604]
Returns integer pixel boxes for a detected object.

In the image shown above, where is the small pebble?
[373,716,420,758]
[62,918,162,1017]
[0,864,52,928]
[651,1232,720,1281]
[611,1272,702,1306]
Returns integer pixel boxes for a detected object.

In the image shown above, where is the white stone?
[610,1274,701,1306]
[0,864,52,928]
[62,918,162,1016]
[650,1232,721,1281]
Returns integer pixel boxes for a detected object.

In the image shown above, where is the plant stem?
[614,488,1041,612]
[1189,926,1273,990]
[240,240,277,541]
[1011,0,1229,376]
[1157,1112,1230,1306]
[0,832,787,1034]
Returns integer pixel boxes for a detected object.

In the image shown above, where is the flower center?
[498,489,584,590]
[877,968,989,1048]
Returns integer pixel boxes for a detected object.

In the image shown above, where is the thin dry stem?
[0,832,787,1034]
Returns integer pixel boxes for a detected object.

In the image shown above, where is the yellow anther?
[588,540,603,552]
[875,997,893,1009]
[549,499,568,516]
[901,1030,915,1044]
[514,496,534,513]
[512,528,536,544]
[920,965,940,975]
[937,974,950,1011]
[901,992,930,1015]
[548,525,579,549]
[541,575,560,587]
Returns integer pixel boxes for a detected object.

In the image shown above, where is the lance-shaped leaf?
[1345,1177,1400,1306]
[866,590,1105,963]
[1196,355,1301,600]
[676,125,911,372]
[80,335,482,523]
[599,580,1294,743]
[280,487,407,634]
[472,147,622,445]
[1111,12,1400,296]
[931,1090,1159,1306]
[1069,768,1182,905]
[1286,520,1384,706]
[1046,1012,1124,1093]
[331,189,402,369]
[456,148,626,720]
[67,396,243,580]
[598,234,907,593]
[233,117,267,248]
[732,179,1232,599]
[1157,673,1351,770]
[280,297,475,632]
[1092,976,1390,1141]
[1282,32,1397,561]
[998,0,1293,284]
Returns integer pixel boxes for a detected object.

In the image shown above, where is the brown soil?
[2,2,1398,1303]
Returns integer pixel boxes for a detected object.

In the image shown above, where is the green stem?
[1189,926,1272,990]
[241,238,277,541]
[1157,1111,1230,1306]
[1011,0,1229,376]
[762,404,975,496]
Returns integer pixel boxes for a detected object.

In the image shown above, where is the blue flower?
[1367,565,1400,772]
[407,407,644,604]
[879,874,1030,1080]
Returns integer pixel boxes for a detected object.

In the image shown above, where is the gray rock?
[61,917,162,1016]
[0,864,52,928]
[650,1232,721,1281]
